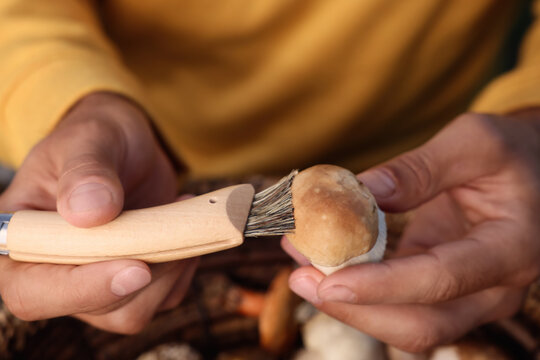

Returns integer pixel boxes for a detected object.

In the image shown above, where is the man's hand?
[0,92,197,334]
[287,112,540,352]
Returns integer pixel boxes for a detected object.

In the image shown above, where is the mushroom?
[259,267,302,354]
[387,333,515,360]
[137,343,202,360]
[387,346,428,360]
[287,164,387,274]
[227,267,302,355]
[284,165,389,359]
[428,340,511,360]
[294,312,386,360]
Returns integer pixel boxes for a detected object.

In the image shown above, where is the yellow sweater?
[0,0,538,177]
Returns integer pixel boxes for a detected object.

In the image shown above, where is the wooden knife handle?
[5,184,254,264]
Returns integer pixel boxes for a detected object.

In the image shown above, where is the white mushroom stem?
[313,208,387,275]
[295,312,386,360]
[429,347,461,360]
[295,208,388,360]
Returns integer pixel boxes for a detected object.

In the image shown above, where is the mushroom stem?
[259,267,302,354]
[227,267,301,355]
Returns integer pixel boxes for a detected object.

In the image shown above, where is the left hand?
[286,111,540,352]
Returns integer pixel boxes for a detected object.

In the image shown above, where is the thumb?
[55,123,125,228]
[357,114,506,211]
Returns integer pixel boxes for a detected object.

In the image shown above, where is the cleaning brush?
[244,170,297,237]
[0,165,385,266]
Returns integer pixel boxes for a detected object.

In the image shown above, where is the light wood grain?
[6,184,255,264]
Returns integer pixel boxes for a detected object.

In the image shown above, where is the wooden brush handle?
[5,184,255,264]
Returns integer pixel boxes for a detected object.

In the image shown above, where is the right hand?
[286,112,540,351]
[0,92,197,334]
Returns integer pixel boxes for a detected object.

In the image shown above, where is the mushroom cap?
[287,165,379,267]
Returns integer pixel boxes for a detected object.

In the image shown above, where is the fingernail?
[318,285,358,304]
[111,267,151,297]
[358,170,396,198]
[69,183,113,213]
[290,276,322,305]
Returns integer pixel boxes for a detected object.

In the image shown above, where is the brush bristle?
[244,170,298,237]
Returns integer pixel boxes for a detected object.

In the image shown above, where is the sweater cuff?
[2,58,149,168]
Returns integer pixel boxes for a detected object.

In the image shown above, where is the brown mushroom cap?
[287,165,379,267]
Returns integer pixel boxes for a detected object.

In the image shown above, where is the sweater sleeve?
[0,0,148,168]
[471,1,540,114]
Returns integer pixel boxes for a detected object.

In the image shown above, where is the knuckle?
[159,297,182,312]
[497,299,521,320]
[457,112,496,131]
[479,288,524,324]
[2,285,35,321]
[422,252,461,303]
[336,307,358,327]
[498,295,523,319]
[507,265,539,287]
[395,150,436,196]
[25,142,45,160]
[426,274,460,304]
[399,321,444,353]
[60,115,122,142]
[65,284,97,314]
[464,113,514,157]
[22,142,57,174]
[101,309,151,335]
[61,155,110,178]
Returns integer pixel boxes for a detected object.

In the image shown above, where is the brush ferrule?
[0,213,12,255]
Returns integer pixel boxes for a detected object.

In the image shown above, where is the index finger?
[313,221,525,305]
[0,258,151,320]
